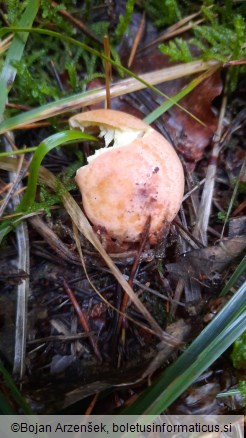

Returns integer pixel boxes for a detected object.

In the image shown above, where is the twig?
[132,279,185,307]
[85,393,99,415]
[117,217,151,365]
[143,18,204,50]
[128,12,145,67]
[0,153,29,217]
[118,216,151,335]
[232,199,246,217]
[182,178,205,201]
[63,279,102,363]
[193,76,229,245]
[28,215,81,265]
[27,332,90,344]
[173,219,204,249]
[51,1,102,45]
[13,219,29,379]
[103,35,111,109]
[50,60,65,92]
[140,9,207,52]
[0,158,183,345]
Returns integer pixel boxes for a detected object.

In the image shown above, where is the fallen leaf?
[164,71,223,166]
[166,235,246,283]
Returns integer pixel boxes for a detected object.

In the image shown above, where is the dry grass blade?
[12,220,29,378]
[0,34,13,55]
[3,136,30,379]
[0,153,28,217]
[118,216,151,342]
[145,18,205,49]
[193,78,228,245]
[0,59,219,134]
[35,166,180,345]
[72,221,166,339]
[60,189,164,339]
[63,279,102,362]
[28,215,81,264]
[128,12,146,67]
[141,8,209,51]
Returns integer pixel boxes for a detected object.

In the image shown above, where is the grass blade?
[0,26,221,132]
[0,0,40,118]
[0,147,37,158]
[220,255,246,296]
[0,60,217,134]
[122,281,246,414]
[19,130,96,211]
[144,64,219,124]
[0,360,32,414]
[136,310,245,414]
[0,131,96,242]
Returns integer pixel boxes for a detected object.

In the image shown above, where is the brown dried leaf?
[166,235,246,282]
[124,46,223,168]
[165,71,223,165]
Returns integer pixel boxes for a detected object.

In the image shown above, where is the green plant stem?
[0,130,96,242]
[0,1,40,119]
[0,26,212,126]
[220,255,246,296]
[0,147,37,157]
[144,64,219,124]
[18,130,96,211]
[0,360,32,414]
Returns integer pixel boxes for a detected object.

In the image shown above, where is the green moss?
[30,160,81,216]
[13,60,61,105]
[142,0,182,28]
[159,38,193,63]
[238,381,246,405]
[238,182,246,195]
[5,0,108,107]
[114,0,135,40]
[159,1,246,90]
[231,332,246,370]
[5,0,29,24]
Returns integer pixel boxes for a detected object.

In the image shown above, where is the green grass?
[122,281,246,414]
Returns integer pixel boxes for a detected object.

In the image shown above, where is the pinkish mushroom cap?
[69,109,184,244]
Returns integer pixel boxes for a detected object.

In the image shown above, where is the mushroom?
[69,109,184,245]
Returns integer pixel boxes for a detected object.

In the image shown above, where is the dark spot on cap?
[153,167,159,173]
[138,188,148,198]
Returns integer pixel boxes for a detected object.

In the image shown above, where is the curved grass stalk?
[18,130,96,211]
[0,130,96,242]
[0,147,37,157]
[0,27,220,129]
[144,64,219,124]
